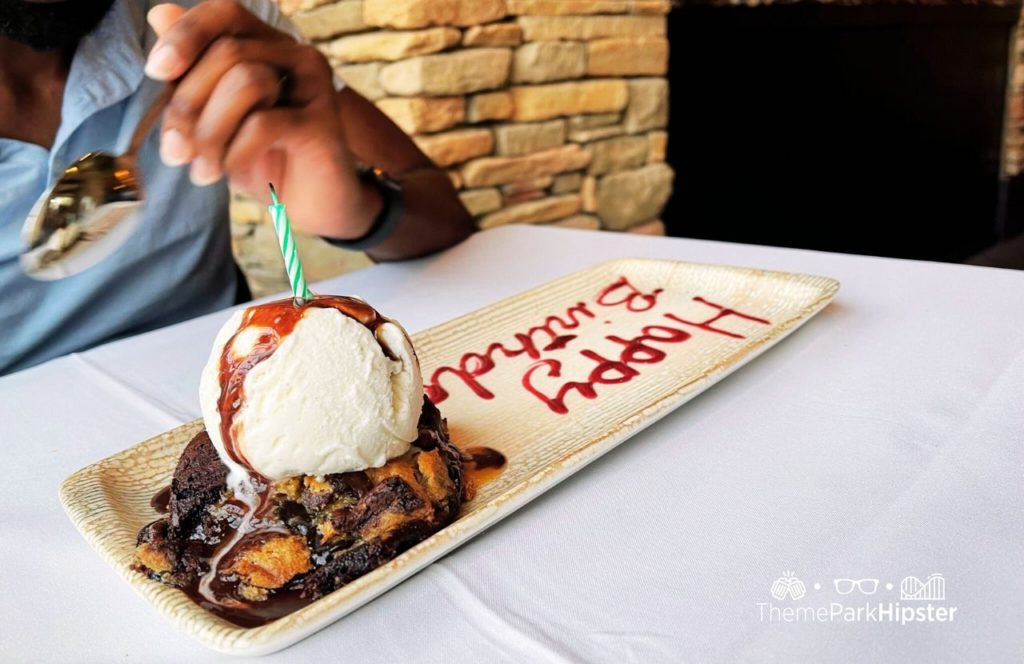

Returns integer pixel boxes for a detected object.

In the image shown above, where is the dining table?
[2,224,1023,663]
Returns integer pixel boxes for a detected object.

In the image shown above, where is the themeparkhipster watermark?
[758,571,958,625]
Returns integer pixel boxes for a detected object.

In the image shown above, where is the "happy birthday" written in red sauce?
[423,277,771,414]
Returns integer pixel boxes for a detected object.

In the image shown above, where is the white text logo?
[758,571,956,625]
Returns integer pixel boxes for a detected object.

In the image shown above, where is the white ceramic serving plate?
[60,258,838,655]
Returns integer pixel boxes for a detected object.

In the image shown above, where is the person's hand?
[146,0,378,238]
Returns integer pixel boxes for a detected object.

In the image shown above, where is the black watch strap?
[323,167,403,251]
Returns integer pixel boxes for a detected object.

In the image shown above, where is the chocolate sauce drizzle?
[463,447,508,488]
[191,585,312,628]
[150,485,171,514]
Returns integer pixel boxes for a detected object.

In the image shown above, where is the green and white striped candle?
[268,183,314,302]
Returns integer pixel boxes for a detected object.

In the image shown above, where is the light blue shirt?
[0,0,292,375]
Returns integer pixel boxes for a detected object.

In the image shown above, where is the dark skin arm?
[147,1,474,262]
[335,89,475,261]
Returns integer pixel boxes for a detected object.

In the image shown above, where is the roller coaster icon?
[900,573,945,601]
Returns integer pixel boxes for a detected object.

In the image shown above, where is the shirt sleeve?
[237,0,346,91]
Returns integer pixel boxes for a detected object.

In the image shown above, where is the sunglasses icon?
[833,578,879,595]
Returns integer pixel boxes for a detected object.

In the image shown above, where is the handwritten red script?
[424,277,772,415]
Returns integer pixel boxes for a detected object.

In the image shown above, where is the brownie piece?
[167,430,228,537]
[134,397,465,614]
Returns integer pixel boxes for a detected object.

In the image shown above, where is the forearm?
[361,166,475,262]
[323,87,476,261]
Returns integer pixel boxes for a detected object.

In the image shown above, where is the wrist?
[346,176,384,240]
[323,166,405,251]
[314,167,381,241]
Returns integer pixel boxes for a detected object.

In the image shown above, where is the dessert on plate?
[133,295,479,626]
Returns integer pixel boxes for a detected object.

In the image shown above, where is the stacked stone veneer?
[232,0,672,295]
[281,0,673,234]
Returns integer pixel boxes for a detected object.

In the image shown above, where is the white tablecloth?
[2,226,1023,663]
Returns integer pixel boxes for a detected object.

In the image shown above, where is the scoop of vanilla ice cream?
[198,304,423,481]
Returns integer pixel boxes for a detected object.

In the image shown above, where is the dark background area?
[663,3,1024,264]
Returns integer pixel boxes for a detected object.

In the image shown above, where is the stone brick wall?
[232,0,673,296]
